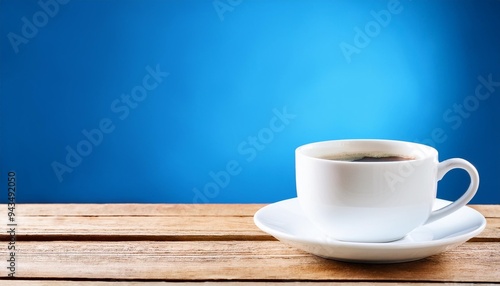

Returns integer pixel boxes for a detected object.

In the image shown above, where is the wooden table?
[1,204,499,285]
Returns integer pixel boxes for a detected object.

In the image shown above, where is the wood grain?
[0,216,497,242]
[0,204,262,217]
[0,203,499,283]
[5,241,500,282]
[3,215,269,241]
[2,204,497,217]
[470,204,500,218]
[0,204,498,242]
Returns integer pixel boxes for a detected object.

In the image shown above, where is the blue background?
[1,0,499,203]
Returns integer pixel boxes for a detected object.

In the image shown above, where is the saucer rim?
[254,197,487,250]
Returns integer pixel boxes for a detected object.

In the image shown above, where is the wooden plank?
[1,215,497,242]
[3,204,497,218]
[0,204,263,217]
[0,215,270,241]
[5,241,500,282]
[0,209,498,242]
[469,217,500,242]
[469,204,500,218]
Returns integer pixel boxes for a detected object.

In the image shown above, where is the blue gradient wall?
[1,0,499,203]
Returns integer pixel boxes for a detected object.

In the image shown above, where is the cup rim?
[295,139,437,164]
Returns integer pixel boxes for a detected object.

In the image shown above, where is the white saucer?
[254,198,486,263]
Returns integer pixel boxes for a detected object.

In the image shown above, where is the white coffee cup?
[295,139,479,243]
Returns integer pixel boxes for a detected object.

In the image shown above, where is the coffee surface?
[321,153,415,162]
[350,156,412,162]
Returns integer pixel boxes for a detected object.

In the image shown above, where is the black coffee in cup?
[321,153,415,162]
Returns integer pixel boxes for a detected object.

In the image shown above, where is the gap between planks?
[7,234,276,242]
[1,281,492,285]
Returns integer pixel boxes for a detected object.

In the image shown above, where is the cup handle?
[425,158,479,224]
